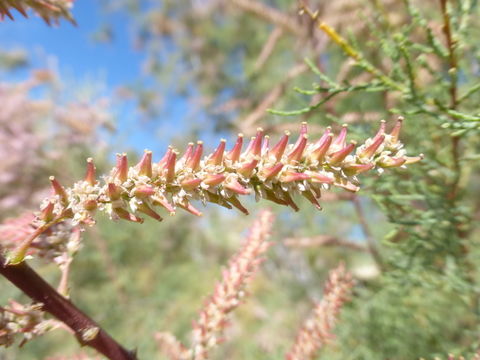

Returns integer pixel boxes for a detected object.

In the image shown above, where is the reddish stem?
[0,251,137,360]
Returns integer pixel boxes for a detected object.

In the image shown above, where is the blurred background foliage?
[1,0,480,359]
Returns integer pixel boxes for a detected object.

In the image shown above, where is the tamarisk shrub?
[0,118,420,359]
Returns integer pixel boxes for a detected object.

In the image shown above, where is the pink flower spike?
[134,185,156,197]
[226,196,249,215]
[310,133,333,163]
[288,134,308,163]
[181,178,202,190]
[138,150,153,178]
[361,135,385,158]
[187,141,203,170]
[114,207,144,223]
[281,171,310,183]
[225,178,251,195]
[203,174,226,187]
[329,141,356,165]
[49,176,68,204]
[226,133,244,163]
[238,158,259,178]
[137,202,163,222]
[115,153,128,182]
[208,139,227,166]
[306,171,334,184]
[84,158,96,186]
[107,183,122,200]
[244,136,256,155]
[333,124,348,148]
[261,163,284,180]
[165,150,177,183]
[269,131,290,162]
[390,116,404,143]
[40,200,55,222]
[373,120,386,142]
[344,163,375,175]
[178,201,203,217]
[378,157,406,168]
[314,126,332,147]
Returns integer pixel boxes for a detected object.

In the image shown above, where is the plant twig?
[0,251,137,360]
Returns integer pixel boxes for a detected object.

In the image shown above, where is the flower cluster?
[0,300,59,348]
[155,210,274,360]
[286,263,354,360]
[37,118,421,227]
[0,0,75,24]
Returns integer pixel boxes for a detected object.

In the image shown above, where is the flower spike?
[84,158,96,186]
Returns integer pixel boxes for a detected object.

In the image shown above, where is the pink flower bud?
[269,131,290,162]
[281,171,310,183]
[333,124,348,148]
[187,141,203,170]
[261,163,284,180]
[373,120,386,142]
[138,150,153,177]
[310,134,333,163]
[179,142,194,164]
[165,151,177,182]
[181,178,202,190]
[115,153,128,182]
[84,158,96,186]
[378,157,406,168]
[40,200,55,222]
[49,176,68,204]
[306,171,334,184]
[288,134,308,163]
[226,134,244,163]
[302,190,322,210]
[114,207,144,223]
[360,135,385,158]
[178,201,202,217]
[83,199,98,211]
[390,116,404,143]
[225,178,250,195]
[137,202,163,222]
[203,174,226,187]
[134,185,156,197]
[344,163,375,175]
[208,139,226,166]
[238,158,259,178]
[329,141,356,165]
[107,183,122,200]
[226,196,249,215]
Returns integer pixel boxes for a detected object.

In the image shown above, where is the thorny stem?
[0,250,137,360]
[352,196,384,271]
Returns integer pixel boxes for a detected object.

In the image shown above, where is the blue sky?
[0,0,197,156]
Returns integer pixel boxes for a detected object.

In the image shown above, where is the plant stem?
[0,251,137,360]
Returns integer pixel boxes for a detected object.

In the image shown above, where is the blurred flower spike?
[7,119,422,264]
[0,0,76,25]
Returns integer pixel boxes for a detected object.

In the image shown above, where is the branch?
[230,0,305,37]
[0,251,137,360]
